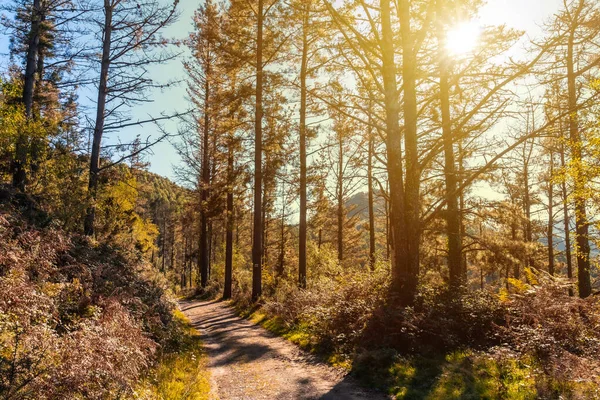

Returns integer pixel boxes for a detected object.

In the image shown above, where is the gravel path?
[180,299,389,400]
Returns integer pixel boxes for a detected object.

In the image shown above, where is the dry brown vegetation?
[0,188,185,399]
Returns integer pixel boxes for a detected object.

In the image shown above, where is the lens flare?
[445,22,481,56]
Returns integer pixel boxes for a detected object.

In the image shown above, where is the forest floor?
[180,299,390,400]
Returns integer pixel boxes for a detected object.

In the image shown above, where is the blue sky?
[0,0,562,182]
[0,2,197,181]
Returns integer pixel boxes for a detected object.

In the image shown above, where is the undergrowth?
[0,187,208,399]
[135,309,210,400]
[229,262,600,399]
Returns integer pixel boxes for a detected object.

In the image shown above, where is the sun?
[445,22,481,56]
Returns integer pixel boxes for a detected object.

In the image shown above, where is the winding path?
[180,299,389,400]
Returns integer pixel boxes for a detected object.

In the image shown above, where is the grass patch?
[248,311,320,354]
[135,309,210,400]
[353,349,543,399]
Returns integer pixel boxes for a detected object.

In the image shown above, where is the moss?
[136,310,210,400]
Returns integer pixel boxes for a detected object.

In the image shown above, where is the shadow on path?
[181,299,389,400]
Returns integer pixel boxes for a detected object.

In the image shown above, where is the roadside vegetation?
[0,188,209,400]
[136,310,210,400]
[223,259,600,399]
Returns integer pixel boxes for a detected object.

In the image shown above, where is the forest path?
[180,299,389,400]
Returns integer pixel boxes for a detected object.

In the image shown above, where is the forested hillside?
[1,0,600,398]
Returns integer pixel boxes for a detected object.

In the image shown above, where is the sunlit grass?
[249,308,541,399]
[374,351,538,400]
[250,312,315,353]
[135,310,210,400]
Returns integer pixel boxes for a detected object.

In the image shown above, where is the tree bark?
[436,4,462,288]
[566,22,591,298]
[367,123,376,271]
[397,0,420,304]
[548,152,555,275]
[337,131,344,262]
[252,0,264,300]
[161,215,167,273]
[298,1,309,289]
[13,0,42,191]
[224,144,234,300]
[85,0,112,236]
[380,0,407,301]
[277,182,286,277]
[560,139,574,295]
[199,39,211,287]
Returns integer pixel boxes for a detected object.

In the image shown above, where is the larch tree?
[224,0,289,300]
[544,0,600,297]
[183,0,221,287]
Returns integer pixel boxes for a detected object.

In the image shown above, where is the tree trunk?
[396,0,420,304]
[337,132,344,262]
[277,184,286,277]
[384,189,390,261]
[566,26,591,298]
[13,0,42,191]
[318,228,322,250]
[183,236,188,288]
[199,42,211,288]
[560,139,574,295]
[437,5,462,288]
[190,231,195,288]
[511,223,519,279]
[161,216,167,273]
[523,157,532,271]
[458,141,467,279]
[170,226,175,270]
[367,124,376,271]
[224,144,234,300]
[263,199,268,265]
[252,0,264,301]
[208,221,214,279]
[84,0,112,236]
[522,114,534,270]
[298,2,309,289]
[380,0,407,301]
[29,8,47,181]
[548,152,555,275]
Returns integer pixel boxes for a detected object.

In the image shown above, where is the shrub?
[0,198,177,399]
[498,271,600,392]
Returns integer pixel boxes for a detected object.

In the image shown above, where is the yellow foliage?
[506,278,530,294]
[132,215,159,253]
[498,288,510,302]
[523,268,539,286]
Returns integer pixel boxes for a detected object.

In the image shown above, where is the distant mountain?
[136,169,191,211]
[346,191,385,220]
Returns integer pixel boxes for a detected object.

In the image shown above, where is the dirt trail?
[180,299,389,400]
